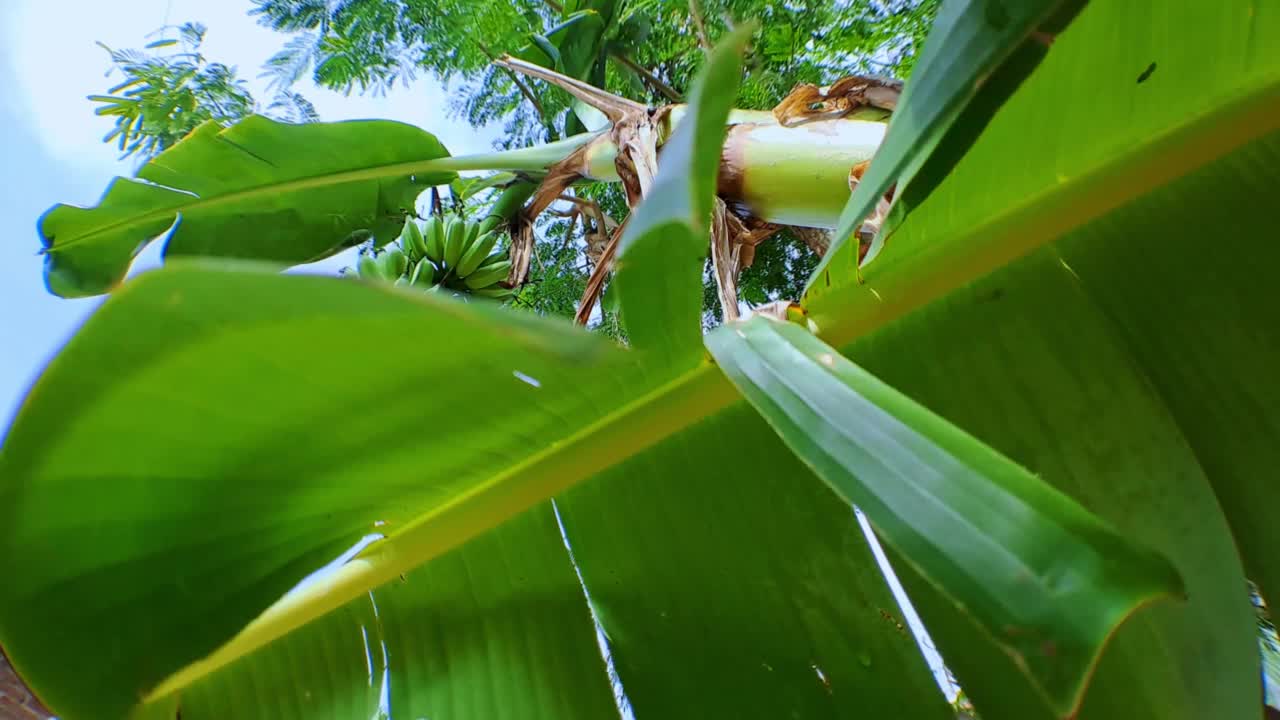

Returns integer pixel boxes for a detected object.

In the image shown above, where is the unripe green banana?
[477,251,508,269]
[381,247,408,279]
[456,231,500,278]
[455,221,483,268]
[357,255,380,279]
[410,257,435,287]
[464,260,512,290]
[400,218,427,259]
[444,216,467,269]
[470,285,516,299]
[423,215,445,263]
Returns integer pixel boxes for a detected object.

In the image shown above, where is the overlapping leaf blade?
[613,25,750,365]
[706,315,1182,713]
[0,257,962,719]
[38,116,456,298]
[556,402,954,719]
[803,0,1280,339]
[1051,131,1280,613]
[850,241,1263,720]
[0,264,643,718]
[805,0,1087,298]
[163,508,618,720]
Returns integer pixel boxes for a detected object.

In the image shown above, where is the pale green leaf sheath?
[849,247,1264,720]
[706,315,1182,714]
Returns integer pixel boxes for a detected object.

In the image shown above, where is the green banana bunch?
[400,217,427,260]
[356,254,380,280]
[443,217,467,269]
[345,212,514,301]
[455,230,500,277]
[380,247,408,279]
[423,215,445,263]
[463,260,512,290]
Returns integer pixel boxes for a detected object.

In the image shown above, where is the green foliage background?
[92,1,936,324]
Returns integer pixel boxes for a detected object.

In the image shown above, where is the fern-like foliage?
[250,0,936,150]
[91,22,319,162]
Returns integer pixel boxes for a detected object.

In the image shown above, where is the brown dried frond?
[508,146,592,285]
[773,75,903,127]
[574,218,628,326]
[711,199,744,321]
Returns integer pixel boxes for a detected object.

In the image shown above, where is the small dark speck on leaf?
[979,288,1005,303]
[1137,62,1157,84]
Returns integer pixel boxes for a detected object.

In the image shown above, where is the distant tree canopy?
[87,1,937,323]
[92,22,317,161]
[249,0,936,148]
[244,0,936,322]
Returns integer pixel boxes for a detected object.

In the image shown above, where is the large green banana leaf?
[805,0,1280,322]
[811,0,1087,278]
[4,1,1280,719]
[38,117,458,298]
[0,264,647,718]
[800,0,1280,718]
[706,315,1180,714]
[174,507,622,720]
[803,0,1280,612]
[854,236,1263,720]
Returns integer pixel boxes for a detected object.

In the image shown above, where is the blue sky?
[0,0,499,422]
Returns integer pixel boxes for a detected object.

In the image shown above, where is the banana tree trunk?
[442,109,887,230]
[713,114,886,228]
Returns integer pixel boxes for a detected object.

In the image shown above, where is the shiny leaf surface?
[170,508,618,720]
[804,0,1280,324]
[0,264,640,718]
[808,0,1087,290]
[707,315,1181,713]
[557,402,953,719]
[850,245,1262,720]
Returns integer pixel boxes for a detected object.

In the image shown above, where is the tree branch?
[688,0,712,52]
[503,68,552,129]
[497,54,648,120]
[609,51,681,102]
[476,41,554,137]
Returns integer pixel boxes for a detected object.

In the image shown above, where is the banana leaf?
[5,2,1280,719]
[38,117,456,298]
